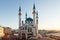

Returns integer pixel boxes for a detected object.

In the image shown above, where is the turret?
[19,6,22,28]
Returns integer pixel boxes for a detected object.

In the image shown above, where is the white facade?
[19,4,38,39]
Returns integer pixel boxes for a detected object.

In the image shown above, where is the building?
[18,4,38,39]
[0,26,4,37]
[4,27,12,35]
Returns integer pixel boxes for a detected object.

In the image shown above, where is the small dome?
[26,17,33,21]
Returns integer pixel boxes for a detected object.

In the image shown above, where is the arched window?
[23,27,24,30]
[28,28,29,32]
[25,26,27,30]
[30,27,32,32]
[31,25,33,26]
[28,27,32,32]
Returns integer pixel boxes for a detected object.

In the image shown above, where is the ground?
[2,37,56,40]
[1,34,59,40]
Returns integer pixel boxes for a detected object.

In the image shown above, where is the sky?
[0,0,60,30]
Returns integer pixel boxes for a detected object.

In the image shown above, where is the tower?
[32,4,36,26]
[22,20,24,25]
[32,4,38,38]
[19,6,22,28]
[32,4,37,37]
[36,11,38,38]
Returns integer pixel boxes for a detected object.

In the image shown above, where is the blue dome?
[26,18,33,21]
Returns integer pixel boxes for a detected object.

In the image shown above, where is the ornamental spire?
[33,3,36,9]
[33,4,36,14]
[19,6,21,11]
[19,6,22,15]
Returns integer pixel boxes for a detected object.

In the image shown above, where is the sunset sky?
[0,0,60,30]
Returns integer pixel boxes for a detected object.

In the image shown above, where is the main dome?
[25,17,33,21]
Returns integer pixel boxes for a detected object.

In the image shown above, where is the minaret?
[36,11,38,37]
[26,12,27,19]
[25,12,27,24]
[22,20,24,25]
[19,6,22,28]
[32,4,36,26]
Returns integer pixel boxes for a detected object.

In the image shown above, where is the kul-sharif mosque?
[18,4,38,39]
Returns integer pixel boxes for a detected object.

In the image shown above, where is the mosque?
[18,4,38,39]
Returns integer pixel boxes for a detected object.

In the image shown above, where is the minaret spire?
[33,4,36,10]
[19,6,21,11]
[19,6,22,28]
[32,4,36,26]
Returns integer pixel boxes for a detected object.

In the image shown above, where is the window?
[28,27,32,32]
[23,28,24,30]
[31,25,33,26]
[25,26,27,30]
[30,27,32,32]
[28,28,29,32]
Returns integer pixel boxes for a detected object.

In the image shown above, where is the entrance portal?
[22,33,26,40]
